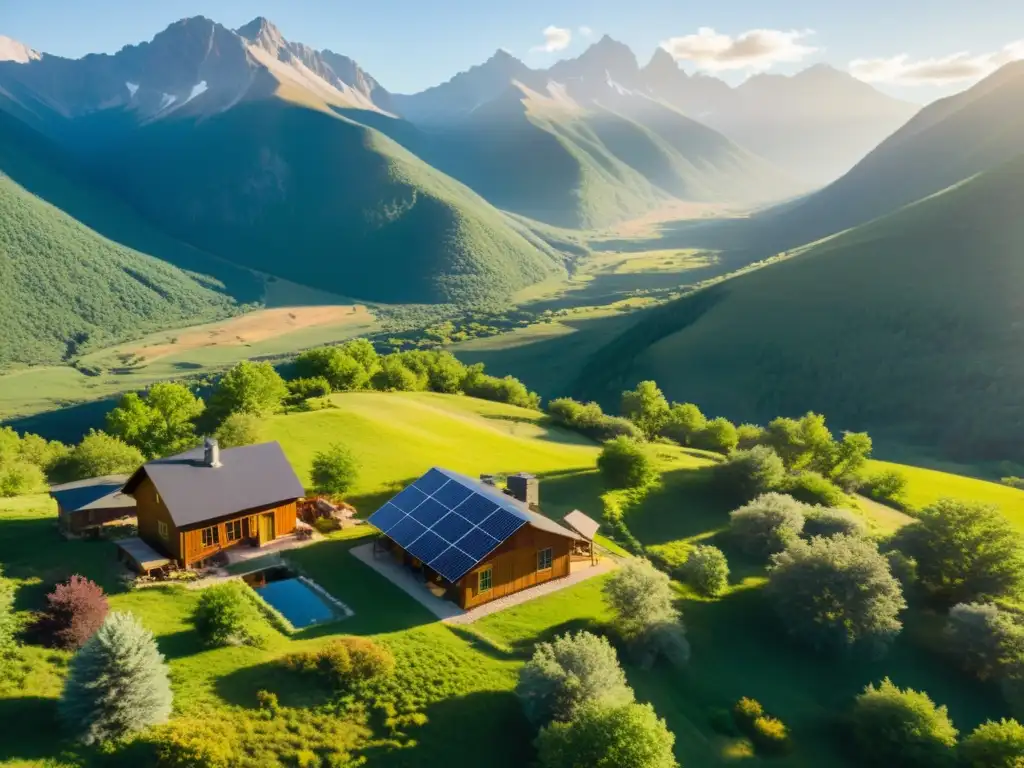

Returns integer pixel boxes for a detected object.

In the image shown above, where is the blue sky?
[5,0,1024,101]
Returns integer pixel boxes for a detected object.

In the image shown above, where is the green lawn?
[869,459,1024,527]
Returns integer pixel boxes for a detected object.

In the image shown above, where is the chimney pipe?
[204,437,222,468]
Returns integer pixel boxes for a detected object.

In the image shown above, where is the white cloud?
[532,25,572,53]
[579,26,593,38]
[849,40,1024,85]
[660,27,817,72]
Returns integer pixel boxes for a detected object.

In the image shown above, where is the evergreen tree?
[60,612,172,744]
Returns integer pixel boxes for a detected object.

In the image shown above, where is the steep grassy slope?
[96,98,563,306]
[574,155,1024,463]
[762,60,1024,250]
[0,112,251,368]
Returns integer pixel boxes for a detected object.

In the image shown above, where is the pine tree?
[59,612,172,744]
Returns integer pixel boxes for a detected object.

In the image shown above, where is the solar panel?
[455,493,499,525]
[429,546,477,581]
[388,485,428,513]
[367,467,561,584]
[431,511,474,543]
[413,468,449,496]
[478,508,526,542]
[432,480,474,509]
[367,502,406,533]
[408,497,449,528]
[388,515,428,548]
[406,530,449,565]
[455,527,502,561]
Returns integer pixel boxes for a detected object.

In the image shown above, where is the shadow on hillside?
[3,396,119,444]
[0,696,59,761]
[214,659,335,710]
[619,466,735,547]
[0,111,264,302]
[480,413,595,448]
[156,628,204,662]
[533,468,605,521]
[356,689,534,768]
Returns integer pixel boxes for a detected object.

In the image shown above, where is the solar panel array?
[367,468,529,583]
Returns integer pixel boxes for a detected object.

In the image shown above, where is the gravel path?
[350,542,617,624]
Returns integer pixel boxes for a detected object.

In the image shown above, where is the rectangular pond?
[254,577,338,629]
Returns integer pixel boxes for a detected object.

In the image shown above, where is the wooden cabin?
[120,439,305,570]
[368,468,585,609]
[50,474,136,535]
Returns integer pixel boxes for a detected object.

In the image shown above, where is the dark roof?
[367,467,580,583]
[50,475,135,513]
[563,510,600,541]
[439,469,579,540]
[123,441,305,528]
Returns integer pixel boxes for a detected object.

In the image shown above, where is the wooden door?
[259,513,275,546]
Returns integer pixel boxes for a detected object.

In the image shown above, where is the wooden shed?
[368,468,585,609]
[50,475,136,535]
[122,439,305,570]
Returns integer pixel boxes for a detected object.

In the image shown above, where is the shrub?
[693,417,739,454]
[751,715,790,755]
[729,493,807,559]
[535,702,677,768]
[604,559,689,668]
[736,423,765,450]
[598,437,657,490]
[894,499,1024,604]
[714,446,785,500]
[59,612,173,744]
[314,516,340,534]
[213,412,265,448]
[516,631,634,725]
[886,550,919,589]
[40,575,109,650]
[802,507,866,539]
[293,347,369,391]
[779,471,847,507]
[0,565,16,663]
[547,398,642,441]
[852,678,958,767]
[864,469,909,505]
[0,461,46,496]
[209,361,289,418]
[287,376,332,401]
[945,603,1024,681]
[283,637,394,690]
[53,430,144,481]
[462,367,540,409]
[682,545,730,597]
[961,718,1024,767]
[659,403,706,446]
[310,443,360,497]
[192,583,261,648]
[733,697,764,730]
[768,535,905,651]
[621,381,671,439]
[151,717,239,768]
[374,356,423,391]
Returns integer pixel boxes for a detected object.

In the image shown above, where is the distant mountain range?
[575,60,1024,463]
[0,15,940,371]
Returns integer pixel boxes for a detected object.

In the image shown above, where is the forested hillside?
[0,113,247,367]
[574,153,1024,462]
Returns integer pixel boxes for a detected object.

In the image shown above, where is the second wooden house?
[118,438,305,570]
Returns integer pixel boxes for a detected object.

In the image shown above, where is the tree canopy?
[310,443,360,497]
[851,678,957,767]
[621,381,670,439]
[106,382,203,458]
[209,361,288,418]
[535,703,678,768]
[598,437,657,490]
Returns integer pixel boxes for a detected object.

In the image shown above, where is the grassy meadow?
[3,392,1021,766]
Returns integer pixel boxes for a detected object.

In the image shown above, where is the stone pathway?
[349,542,618,625]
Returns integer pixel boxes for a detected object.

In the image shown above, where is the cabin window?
[537,547,553,571]
[478,567,493,593]
[157,520,168,540]
[201,526,220,548]
[225,519,243,542]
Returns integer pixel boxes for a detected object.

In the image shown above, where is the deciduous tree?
[729,493,807,559]
[621,381,670,439]
[604,558,688,668]
[535,703,677,768]
[209,361,288,418]
[598,438,657,490]
[311,443,360,497]
[851,679,957,768]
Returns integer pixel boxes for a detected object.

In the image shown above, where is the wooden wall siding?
[180,500,298,568]
[135,476,182,562]
[458,526,571,609]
